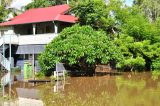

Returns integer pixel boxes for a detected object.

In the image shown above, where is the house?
[0,4,78,72]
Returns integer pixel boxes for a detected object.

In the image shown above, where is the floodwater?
[0,72,160,106]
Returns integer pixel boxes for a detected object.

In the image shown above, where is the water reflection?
[16,88,43,106]
[41,72,160,106]
[53,80,65,92]
[1,72,160,106]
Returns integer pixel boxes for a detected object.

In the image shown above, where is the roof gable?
[0,4,78,26]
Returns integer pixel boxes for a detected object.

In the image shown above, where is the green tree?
[114,7,160,71]
[70,0,130,37]
[1,0,12,7]
[25,0,67,10]
[0,6,9,22]
[38,25,122,75]
[70,0,115,34]
[134,0,160,22]
[0,0,13,22]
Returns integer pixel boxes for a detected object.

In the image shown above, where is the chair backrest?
[56,63,66,72]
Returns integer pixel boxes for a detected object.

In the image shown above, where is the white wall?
[18,33,58,45]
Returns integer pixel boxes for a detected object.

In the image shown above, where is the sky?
[125,0,134,6]
[10,0,32,9]
[10,0,134,10]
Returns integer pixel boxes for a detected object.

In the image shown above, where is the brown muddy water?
[0,72,160,106]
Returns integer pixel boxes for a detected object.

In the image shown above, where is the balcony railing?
[0,34,19,46]
[0,33,58,45]
[18,33,58,45]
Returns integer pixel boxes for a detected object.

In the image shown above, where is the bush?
[117,57,146,71]
[152,59,160,70]
[35,72,45,79]
[38,25,122,75]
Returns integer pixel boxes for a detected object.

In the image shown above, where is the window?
[24,54,29,60]
[18,54,23,59]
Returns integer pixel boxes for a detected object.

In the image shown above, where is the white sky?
[10,0,33,9]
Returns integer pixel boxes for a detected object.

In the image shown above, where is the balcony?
[18,33,58,45]
[0,33,58,46]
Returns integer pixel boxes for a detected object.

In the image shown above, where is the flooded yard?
[0,72,160,106]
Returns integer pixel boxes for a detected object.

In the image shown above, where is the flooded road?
[1,72,160,106]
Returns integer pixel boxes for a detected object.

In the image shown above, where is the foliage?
[112,4,160,71]
[24,0,67,10]
[71,0,107,28]
[1,0,12,7]
[134,0,160,22]
[35,72,45,79]
[70,0,119,34]
[24,0,52,10]
[117,56,146,71]
[0,5,9,22]
[0,0,15,22]
[152,59,160,70]
[38,25,122,75]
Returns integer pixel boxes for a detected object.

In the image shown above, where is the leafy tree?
[0,0,14,22]
[114,7,160,71]
[1,0,12,7]
[24,0,52,10]
[0,2,10,22]
[70,0,131,37]
[70,0,116,34]
[134,0,160,22]
[114,34,159,71]
[25,0,67,10]
[38,25,122,75]
[152,59,160,70]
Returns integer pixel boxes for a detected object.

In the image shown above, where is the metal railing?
[1,72,10,87]
[0,53,10,71]
[0,35,13,96]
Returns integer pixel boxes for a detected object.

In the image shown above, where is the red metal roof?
[0,4,78,26]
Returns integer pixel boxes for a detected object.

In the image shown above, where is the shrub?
[152,59,160,70]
